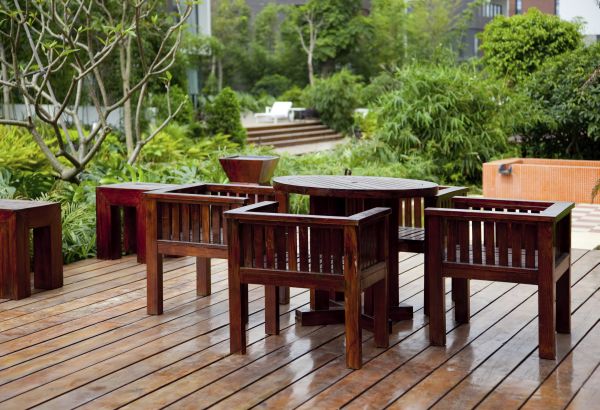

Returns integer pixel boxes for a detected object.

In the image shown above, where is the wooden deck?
[0,249,599,409]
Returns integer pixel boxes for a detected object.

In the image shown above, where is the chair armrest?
[146,183,208,197]
[541,201,575,221]
[450,196,554,212]
[348,207,392,225]
[436,186,469,201]
[425,207,562,223]
[145,191,247,206]
[204,183,276,196]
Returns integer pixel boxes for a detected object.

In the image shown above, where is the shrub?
[205,87,247,145]
[374,64,521,183]
[148,84,195,125]
[304,69,363,133]
[251,74,292,97]
[361,71,400,106]
[480,8,582,84]
[519,43,600,159]
[278,86,306,107]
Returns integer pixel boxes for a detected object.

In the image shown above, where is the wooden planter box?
[219,155,279,185]
[483,158,600,204]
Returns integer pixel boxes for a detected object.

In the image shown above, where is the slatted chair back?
[144,183,287,315]
[225,201,391,369]
[425,197,574,359]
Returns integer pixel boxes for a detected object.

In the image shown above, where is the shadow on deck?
[0,249,599,408]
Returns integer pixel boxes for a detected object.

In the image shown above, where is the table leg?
[123,206,137,257]
[96,191,121,260]
[135,201,148,264]
[1,214,30,300]
[33,207,63,290]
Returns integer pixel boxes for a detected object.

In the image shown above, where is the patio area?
[0,249,598,409]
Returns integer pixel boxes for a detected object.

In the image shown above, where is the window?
[481,3,503,18]
[515,0,522,14]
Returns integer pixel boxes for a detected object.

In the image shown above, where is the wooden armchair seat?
[224,201,391,369]
[425,197,574,360]
[144,183,286,315]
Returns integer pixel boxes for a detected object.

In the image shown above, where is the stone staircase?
[246,120,344,149]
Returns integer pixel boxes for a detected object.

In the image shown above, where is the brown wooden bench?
[224,201,390,369]
[425,197,573,359]
[144,183,287,315]
[0,199,62,299]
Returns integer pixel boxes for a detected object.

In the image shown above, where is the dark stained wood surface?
[0,249,598,408]
[273,175,438,199]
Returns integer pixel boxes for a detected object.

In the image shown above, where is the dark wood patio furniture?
[0,199,62,299]
[144,183,287,315]
[396,185,469,315]
[96,182,177,263]
[425,197,574,360]
[225,201,390,369]
[273,175,440,323]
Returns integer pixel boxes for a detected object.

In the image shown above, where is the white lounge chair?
[254,101,293,124]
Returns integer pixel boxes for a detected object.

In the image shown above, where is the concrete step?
[258,133,344,148]
[247,129,338,144]
[247,124,328,137]
[245,120,321,132]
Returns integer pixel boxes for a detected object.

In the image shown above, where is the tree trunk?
[217,59,223,92]
[0,44,10,119]
[307,52,314,86]
[120,39,134,155]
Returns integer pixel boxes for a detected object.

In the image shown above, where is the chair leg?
[556,269,571,334]
[229,277,246,354]
[196,257,211,296]
[453,278,470,324]
[265,285,280,335]
[424,269,429,316]
[344,283,362,370]
[373,279,389,348]
[538,278,556,360]
[146,253,163,315]
[241,283,249,325]
[428,265,446,346]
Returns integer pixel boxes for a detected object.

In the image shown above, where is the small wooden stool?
[0,199,63,300]
[96,183,176,264]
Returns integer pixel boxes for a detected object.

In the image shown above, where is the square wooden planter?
[483,158,600,204]
[219,155,279,185]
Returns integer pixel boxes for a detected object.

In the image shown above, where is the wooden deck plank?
[0,249,596,409]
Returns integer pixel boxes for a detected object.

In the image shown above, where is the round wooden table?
[274,175,439,323]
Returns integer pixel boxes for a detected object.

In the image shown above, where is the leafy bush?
[148,84,195,125]
[304,69,363,133]
[205,87,247,145]
[375,64,520,183]
[278,86,306,107]
[252,74,292,97]
[518,43,600,159]
[361,71,400,106]
[480,8,582,84]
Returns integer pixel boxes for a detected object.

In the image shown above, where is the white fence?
[1,104,124,130]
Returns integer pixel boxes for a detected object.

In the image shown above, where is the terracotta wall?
[508,0,556,15]
[483,159,600,204]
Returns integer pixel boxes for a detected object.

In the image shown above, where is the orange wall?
[508,0,556,15]
[483,159,600,204]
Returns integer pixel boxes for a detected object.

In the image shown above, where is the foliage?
[593,179,600,202]
[148,85,195,125]
[0,169,16,199]
[480,8,582,84]
[375,64,521,183]
[361,71,401,106]
[368,0,407,70]
[304,69,363,133]
[205,88,247,145]
[0,0,193,179]
[279,86,307,107]
[252,75,292,97]
[518,43,600,159]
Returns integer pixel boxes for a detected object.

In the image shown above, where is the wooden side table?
[0,199,62,300]
[96,183,177,264]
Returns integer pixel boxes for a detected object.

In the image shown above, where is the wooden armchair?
[425,197,574,359]
[225,201,390,369]
[144,183,286,315]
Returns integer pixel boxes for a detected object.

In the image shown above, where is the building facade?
[508,0,557,15]
[558,0,600,43]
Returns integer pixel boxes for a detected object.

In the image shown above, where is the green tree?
[519,43,600,159]
[368,0,408,71]
[375,64,522,183]
[480,8,582,84]
[205,87,247,145]
[211,0,252,90]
